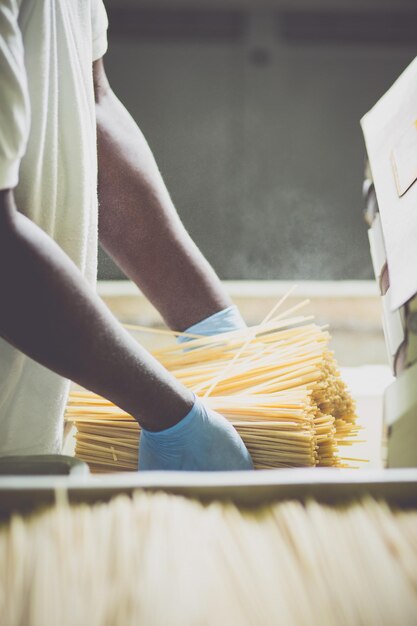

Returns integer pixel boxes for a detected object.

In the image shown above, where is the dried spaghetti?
[0,493,416,625]
[66,301,359,471]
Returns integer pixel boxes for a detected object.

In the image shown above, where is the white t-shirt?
[0,0,108,454]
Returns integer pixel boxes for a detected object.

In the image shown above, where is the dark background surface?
[98,0,417,281]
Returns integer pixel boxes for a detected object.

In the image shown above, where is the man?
[0,0,252,471]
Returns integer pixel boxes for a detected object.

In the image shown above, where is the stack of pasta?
[66,297,360,471]
[1,492,416,625]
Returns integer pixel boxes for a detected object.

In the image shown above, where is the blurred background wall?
[98,0,417,281]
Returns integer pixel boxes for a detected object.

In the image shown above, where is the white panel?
[361,56,417,311]
[381,313,394,372]
[381,292,405,357]
[367,213,387,281]
[384,360,417,428]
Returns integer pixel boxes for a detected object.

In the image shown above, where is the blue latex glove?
[177,305,246,344]
[138,305,252,471]
[139,397,253,471]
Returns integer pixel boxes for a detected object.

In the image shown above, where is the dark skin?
[0,59,232,432]
[94,59,231,331]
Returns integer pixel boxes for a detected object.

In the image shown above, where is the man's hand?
[139,305,251,470]
[139,398,253,471]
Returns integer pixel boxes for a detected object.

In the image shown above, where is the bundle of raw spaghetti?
[66,297,360,471]
[1,492,416,625]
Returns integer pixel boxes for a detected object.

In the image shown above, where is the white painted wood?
[97,279,379,299]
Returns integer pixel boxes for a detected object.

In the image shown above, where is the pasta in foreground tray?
[1,494,416,626]
[66,297,360,472]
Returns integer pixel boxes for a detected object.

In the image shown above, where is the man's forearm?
[95,60,232,332]
[0,190,193,431]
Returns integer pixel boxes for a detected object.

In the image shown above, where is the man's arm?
[0,189,193,431]
[94,59,233,332]
[0,190,252,469]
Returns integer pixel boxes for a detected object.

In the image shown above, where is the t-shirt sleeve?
[91,0,108,62]
[0,0,30,189]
